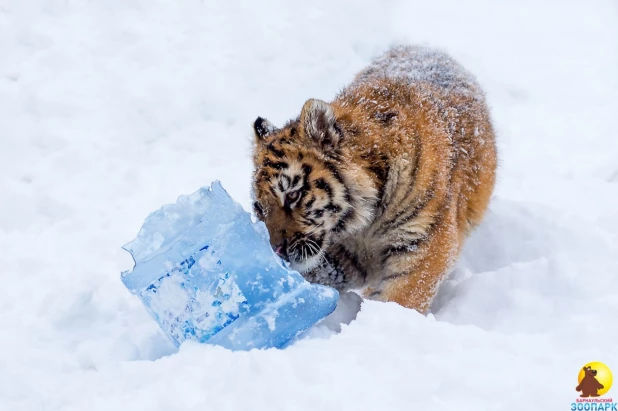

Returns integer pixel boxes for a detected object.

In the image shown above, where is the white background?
[1,1,617,410]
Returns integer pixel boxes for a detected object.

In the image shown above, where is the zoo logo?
[571,362,616,411]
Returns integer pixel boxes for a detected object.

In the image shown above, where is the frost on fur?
[251,45,497,313]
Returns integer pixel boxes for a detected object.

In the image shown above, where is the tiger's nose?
[273,238,289,259]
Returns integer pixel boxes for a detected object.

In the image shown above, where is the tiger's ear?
[300,99,342,150]
[253,117,278,140]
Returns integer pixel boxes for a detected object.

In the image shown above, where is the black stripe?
[409,142,422,187]
[375,111,398,125]
[323,161,350,202]
[394,143,422,207]
[381,146,425,229]
[300,165,312,198]
[369,163,389,206]
[301,216,319,226]
[399,144,422,200]
[305,196,316,210]
[367,290,382,298]
[263,159,289,170]
[380,272,407,282]
[257,169,270,181]
[333,209,353,233]
[382,239,421,256]
[381,213,443,268]
[323,161,344,184]
[314,178,333,198]
[278,175,291,191]
[267,144,285,158]
[269,185,278,198]
[384,178,436,232]
[380,238,422,266]
[395,202,426,225]
[324,203,342,213]
[253,202,264,217]
[302,164,312,177]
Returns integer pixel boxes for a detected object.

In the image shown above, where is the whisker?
[306,240,320,255]
[304,223,324,236]
[308,244,318,255]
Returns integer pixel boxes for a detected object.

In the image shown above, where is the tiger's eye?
[286,191,299,202]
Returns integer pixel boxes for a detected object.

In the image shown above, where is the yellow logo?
[577,362,613,397]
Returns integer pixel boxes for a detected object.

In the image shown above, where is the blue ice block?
[121,181,339,350]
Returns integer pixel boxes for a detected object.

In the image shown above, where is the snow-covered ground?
[2,0,618,409]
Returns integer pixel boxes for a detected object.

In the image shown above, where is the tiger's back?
[251,45,497,313]
[318,46,497,311]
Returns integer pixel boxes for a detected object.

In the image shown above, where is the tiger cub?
[251,45,497,313]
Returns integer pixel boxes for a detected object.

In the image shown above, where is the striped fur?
[251,45,497,313]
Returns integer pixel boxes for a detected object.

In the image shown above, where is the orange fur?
[251,46,497,313]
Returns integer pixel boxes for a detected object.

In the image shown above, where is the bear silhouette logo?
[576,362,613,398]
[577,366,605,397]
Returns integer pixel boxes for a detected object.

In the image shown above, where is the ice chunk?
[121,181,339,350]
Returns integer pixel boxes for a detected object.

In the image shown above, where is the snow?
[353,45,483,99]
[1,0,617,410]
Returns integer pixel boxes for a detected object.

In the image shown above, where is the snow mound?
[1,0,617,410]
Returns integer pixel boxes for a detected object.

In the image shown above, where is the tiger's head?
[251,99,377,273]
